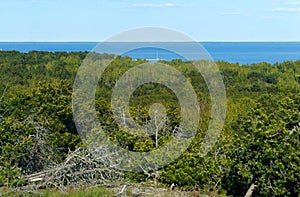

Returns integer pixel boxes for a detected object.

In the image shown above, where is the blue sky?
[0,0,300,41]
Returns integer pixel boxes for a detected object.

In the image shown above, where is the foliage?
[223,97,300,196]
[0,51,299,196]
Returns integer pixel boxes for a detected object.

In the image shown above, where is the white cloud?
[129,3,181,8]
[267,0,300,4]
[284,1,300,5]
[30,0,40,4]
[269,0,300,12]
[262,16,279,19]
[220,12,241,16]
[273,7,300,12]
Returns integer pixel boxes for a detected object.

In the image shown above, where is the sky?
[0,0,300,42]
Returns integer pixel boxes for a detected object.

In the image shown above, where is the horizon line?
[1,41,300,43]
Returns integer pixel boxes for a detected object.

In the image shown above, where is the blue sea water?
[0,42,300,65]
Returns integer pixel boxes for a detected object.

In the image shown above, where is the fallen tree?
[1,146,124,195]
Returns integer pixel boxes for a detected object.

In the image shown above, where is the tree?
[223,97,300,196]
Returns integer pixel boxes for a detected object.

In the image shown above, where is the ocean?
[0,42,300,65]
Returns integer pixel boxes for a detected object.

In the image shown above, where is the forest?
[0,50,299,196]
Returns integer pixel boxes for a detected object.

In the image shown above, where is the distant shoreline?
[1,41,300,43]
[1,42,300,65]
